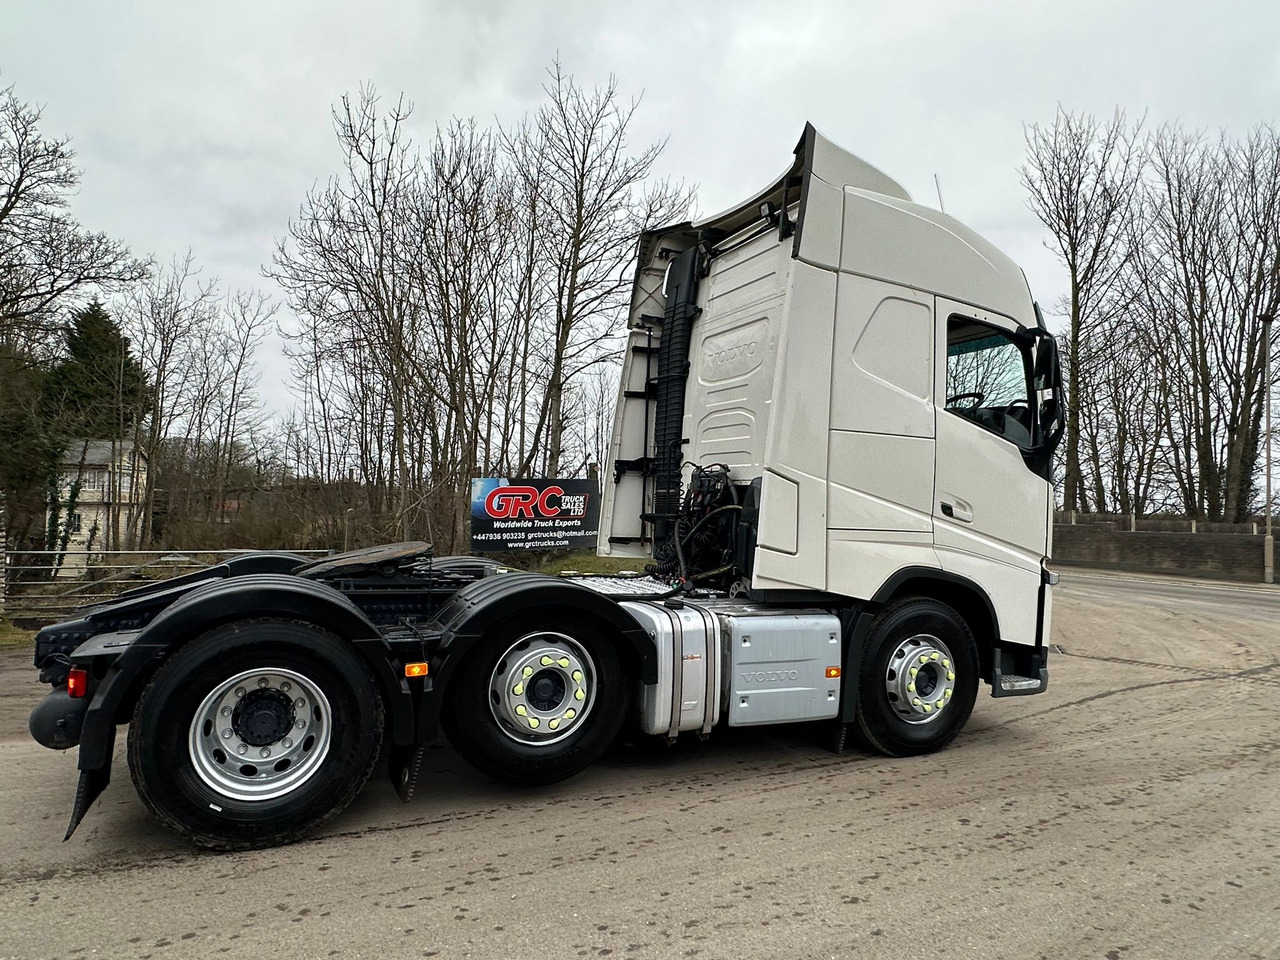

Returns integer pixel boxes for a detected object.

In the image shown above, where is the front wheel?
[127,619,383,850]
[855,598,980,757]
[442,613,630,786]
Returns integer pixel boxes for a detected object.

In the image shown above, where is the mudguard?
[838,566,1005,723]
[110,551,305,603]
[417,573,657,742]
[60,574,418,841]
[76,573,416,776]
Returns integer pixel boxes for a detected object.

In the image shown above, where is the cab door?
[932,298,1050,645]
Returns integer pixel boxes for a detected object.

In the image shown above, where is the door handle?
[940,499,973,523]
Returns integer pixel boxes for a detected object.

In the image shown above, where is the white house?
[49,439,148,574]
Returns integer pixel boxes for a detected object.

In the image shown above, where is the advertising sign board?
[469,478,600,551]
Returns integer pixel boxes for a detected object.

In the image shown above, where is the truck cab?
[601,122,1062,689]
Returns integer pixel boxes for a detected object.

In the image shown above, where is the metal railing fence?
[1054,511,1262,535]
[2,548,330,626]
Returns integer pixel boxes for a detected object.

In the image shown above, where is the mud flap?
[827,719,849,755]
[64,767,111,841]
[838,608,871,723]
[388,744,426,802]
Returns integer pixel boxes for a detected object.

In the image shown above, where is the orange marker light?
[404,662,429,678]
[67,667,88,698]
[825,666,842,679]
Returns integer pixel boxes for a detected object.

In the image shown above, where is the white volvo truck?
[28,124,1063,849]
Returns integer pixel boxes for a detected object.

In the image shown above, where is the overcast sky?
[4,0,1278,414]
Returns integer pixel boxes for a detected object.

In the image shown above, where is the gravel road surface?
[1,569,1278,959]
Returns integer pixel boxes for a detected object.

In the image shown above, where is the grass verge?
[0,620,35,649]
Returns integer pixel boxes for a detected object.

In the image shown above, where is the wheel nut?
[220,706,231,717]
[563,709,576,720]
[947,672,955,681]
[258,677,270,687]
[540,656,553,666]
[281,681,291,692]
[574,688,585,701]
[282,738,293,748]
[557,657,570,668]
[295,698,306,708]
[259,747,271,758]
[236,744,248,755]
[572,670,583,683]
[907,683,916,693]
[296,719,306,729]
[515,705,528,717]
[522,666,534,678]
[513,682,524,696]
[235,687,246,698]
[221,729,233,740]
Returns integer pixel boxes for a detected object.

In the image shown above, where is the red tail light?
[66,667,88,699]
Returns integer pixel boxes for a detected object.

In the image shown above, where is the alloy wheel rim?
[488,632,597,745]
[883,634,956,725]
[188,667,332,801]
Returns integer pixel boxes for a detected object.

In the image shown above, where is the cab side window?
[945,318,1033,448]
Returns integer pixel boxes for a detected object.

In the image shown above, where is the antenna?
[934,174,947,214]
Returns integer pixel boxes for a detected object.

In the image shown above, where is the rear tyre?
[855,598,979,757]
[127,619,383,850]
[442,613,630,786]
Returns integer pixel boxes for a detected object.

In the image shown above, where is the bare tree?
[210,291,274,527]
[513,62,692,476]
[1027,112,1280,523]
[0,79,144,351]
[409,119,521,549]
[119,253,220,544]
[270,65,692,552]
[1022,107,1145,512]
[271,86,425,542]
[1129,126,1280,520]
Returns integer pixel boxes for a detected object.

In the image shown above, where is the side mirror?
[1033,335,1061,392]
[1032,335,1064,454]
[1017,329,1065,480]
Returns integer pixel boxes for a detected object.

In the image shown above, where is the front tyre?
[442,613,630,786]
[127,619,383,850]
[855,598,980,757]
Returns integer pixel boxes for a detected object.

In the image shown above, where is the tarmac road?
[1,568,1278,960]
[1057,566,1280,617]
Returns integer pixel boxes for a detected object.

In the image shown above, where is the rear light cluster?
[66,667,89,698]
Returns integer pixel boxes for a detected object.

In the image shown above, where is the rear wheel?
[442,613,630,786]
[127,619,383,850]
[855,598,979,757]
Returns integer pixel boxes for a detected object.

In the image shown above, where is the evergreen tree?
[43,299,150,439]
[39,300,152,555]
[0,345,59,555]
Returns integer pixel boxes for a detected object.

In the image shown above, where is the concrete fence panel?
[1052,526,1266,582]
